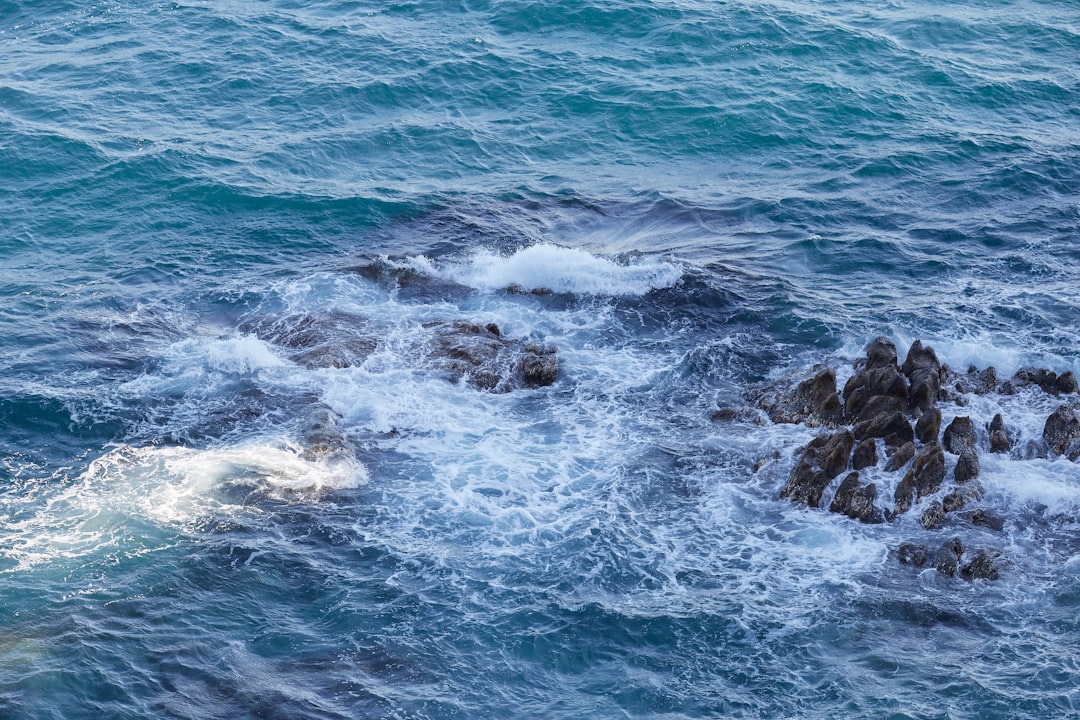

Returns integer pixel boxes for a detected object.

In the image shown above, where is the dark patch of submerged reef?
[729,337,1080,581]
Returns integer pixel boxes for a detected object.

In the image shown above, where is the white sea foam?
[0,443,366,571]
[119,333,296,399]
[398,244,684,296]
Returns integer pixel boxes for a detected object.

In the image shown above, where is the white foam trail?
[0,444,367,571]
[120,334,296,398]
[398,244,684,296]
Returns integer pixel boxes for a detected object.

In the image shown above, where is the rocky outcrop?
[895,538,1000,580]
[756,367,844,427]
[241,312,378,369]
[756,336,1080,581]
[427,321,559,392]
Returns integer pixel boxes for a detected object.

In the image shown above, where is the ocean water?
[2,0,1079,717]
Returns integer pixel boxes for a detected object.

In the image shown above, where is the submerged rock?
[933,538,964,577]
[966,508,1004,532]
[960,549,1001,581]
[897,543,929,567]
[241,312,378,369]
[300,405,352,461]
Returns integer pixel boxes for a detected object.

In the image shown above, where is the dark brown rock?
[933,538,964,577]
[851,438,878,471]
[780,430,856,507]
[966,509,1005,532]
[911,442,947,499]
[521,344,558,387]
[942,416,977,454]
[921,501,945,530]
[988,413,1013,453]
[884,441,915,472]
[1015,367,1060,395]
[895,443,947,516]
[902,340,941,378]
[1043,405,1080,457]
[898,543,928,567]
[915,408,942,445]
[829,472,882,523]
[881,440,915,472]
[954,448,980,483]
[864,336,899,370]
[853,411,914,447]
[960,549,1000,581]
[1058,371,1079,394]
[847,391,909,424]
[893,472,916,517]
[760,367,844,427]
[843,363,910,415]
[902,340,942,414]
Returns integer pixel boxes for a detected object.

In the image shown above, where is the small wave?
[399,244,684,296]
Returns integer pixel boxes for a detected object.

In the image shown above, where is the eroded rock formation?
[753,336,1079,581]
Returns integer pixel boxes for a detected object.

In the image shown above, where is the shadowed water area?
[2,0,1079,718]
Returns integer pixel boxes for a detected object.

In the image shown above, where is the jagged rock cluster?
[747,336,1080,581]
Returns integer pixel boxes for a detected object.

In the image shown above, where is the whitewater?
[2,0,1079,718]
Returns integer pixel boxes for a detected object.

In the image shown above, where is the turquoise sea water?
[2,1,1079,717]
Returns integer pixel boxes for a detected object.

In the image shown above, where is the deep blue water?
[2,1,1080,718]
